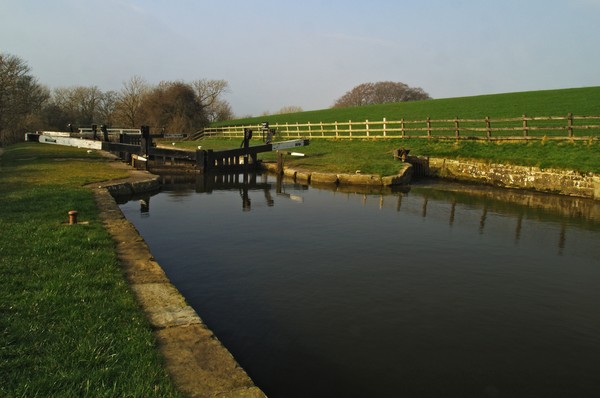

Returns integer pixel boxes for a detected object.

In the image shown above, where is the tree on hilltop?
[278,105,303,114]
[332,81,430,108]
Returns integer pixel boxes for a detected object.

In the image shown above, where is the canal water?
[119,173,600,398]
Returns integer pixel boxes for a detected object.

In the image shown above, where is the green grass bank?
[196,87,600,175]
[0,143,182,397]
[214,86,600,127]
[175,138,600,176]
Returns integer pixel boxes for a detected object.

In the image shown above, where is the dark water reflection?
[120,173,600,398]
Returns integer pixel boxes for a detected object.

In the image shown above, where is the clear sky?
[2,0,599,116]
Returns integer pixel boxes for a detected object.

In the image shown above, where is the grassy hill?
[195,87,600,175]
[215,87,600,127]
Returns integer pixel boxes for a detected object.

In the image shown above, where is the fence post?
[335,121,339,138]
[427,117,431,138]
[320,121,324,137]
[349,120,352,137]
[366,119,370,137]
[308,121,312,138]
[286,122,289,138]
[523,114,528,137]
[567,112,574,137]
[296,122,300,137]
[454,116,460,140]
[401,118,405,138]
[486,116,491,140]
[383,117,387,137]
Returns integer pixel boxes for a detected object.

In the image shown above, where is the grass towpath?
[0,143,182,397]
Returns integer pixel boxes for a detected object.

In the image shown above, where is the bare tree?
[206,99,233,123]
[97,90,118,127]
[0,57,235,139]
[76,86,102,125]
[190,79,234,123]
[39,101,70,132]
[40,86,118,131]
[115,75,148,127]
[332,81,430,108]
[51,87,75,114]
[50,86,103,127]
[191,79,229,108]
[0,53,48,145]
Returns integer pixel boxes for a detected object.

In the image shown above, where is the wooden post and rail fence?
[200,113,600,141]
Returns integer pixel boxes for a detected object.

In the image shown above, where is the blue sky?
[2,0,599,116]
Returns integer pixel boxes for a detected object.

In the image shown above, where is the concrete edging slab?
[92,161,266,398]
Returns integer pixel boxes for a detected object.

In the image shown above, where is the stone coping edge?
[93,173,266,398]
[262,157,599,200]
[261,161,414,186]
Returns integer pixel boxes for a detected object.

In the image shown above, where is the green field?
[0,144,182,397]
[209,87,600,140]
[216,87,600,126]
[189,87,600,174]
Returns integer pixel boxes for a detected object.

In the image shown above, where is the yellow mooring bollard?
[68,210,78,225]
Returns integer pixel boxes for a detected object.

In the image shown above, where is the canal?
[119,173,600,398]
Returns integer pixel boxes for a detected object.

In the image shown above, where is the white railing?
[77,128,141,135]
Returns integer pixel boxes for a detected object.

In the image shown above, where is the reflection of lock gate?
[155,172,306,213]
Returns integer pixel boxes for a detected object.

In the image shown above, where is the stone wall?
[425,157,600,200]
[262,161,413,186]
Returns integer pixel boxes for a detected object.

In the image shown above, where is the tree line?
[1,52,432,146]
[0,53,232,146]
